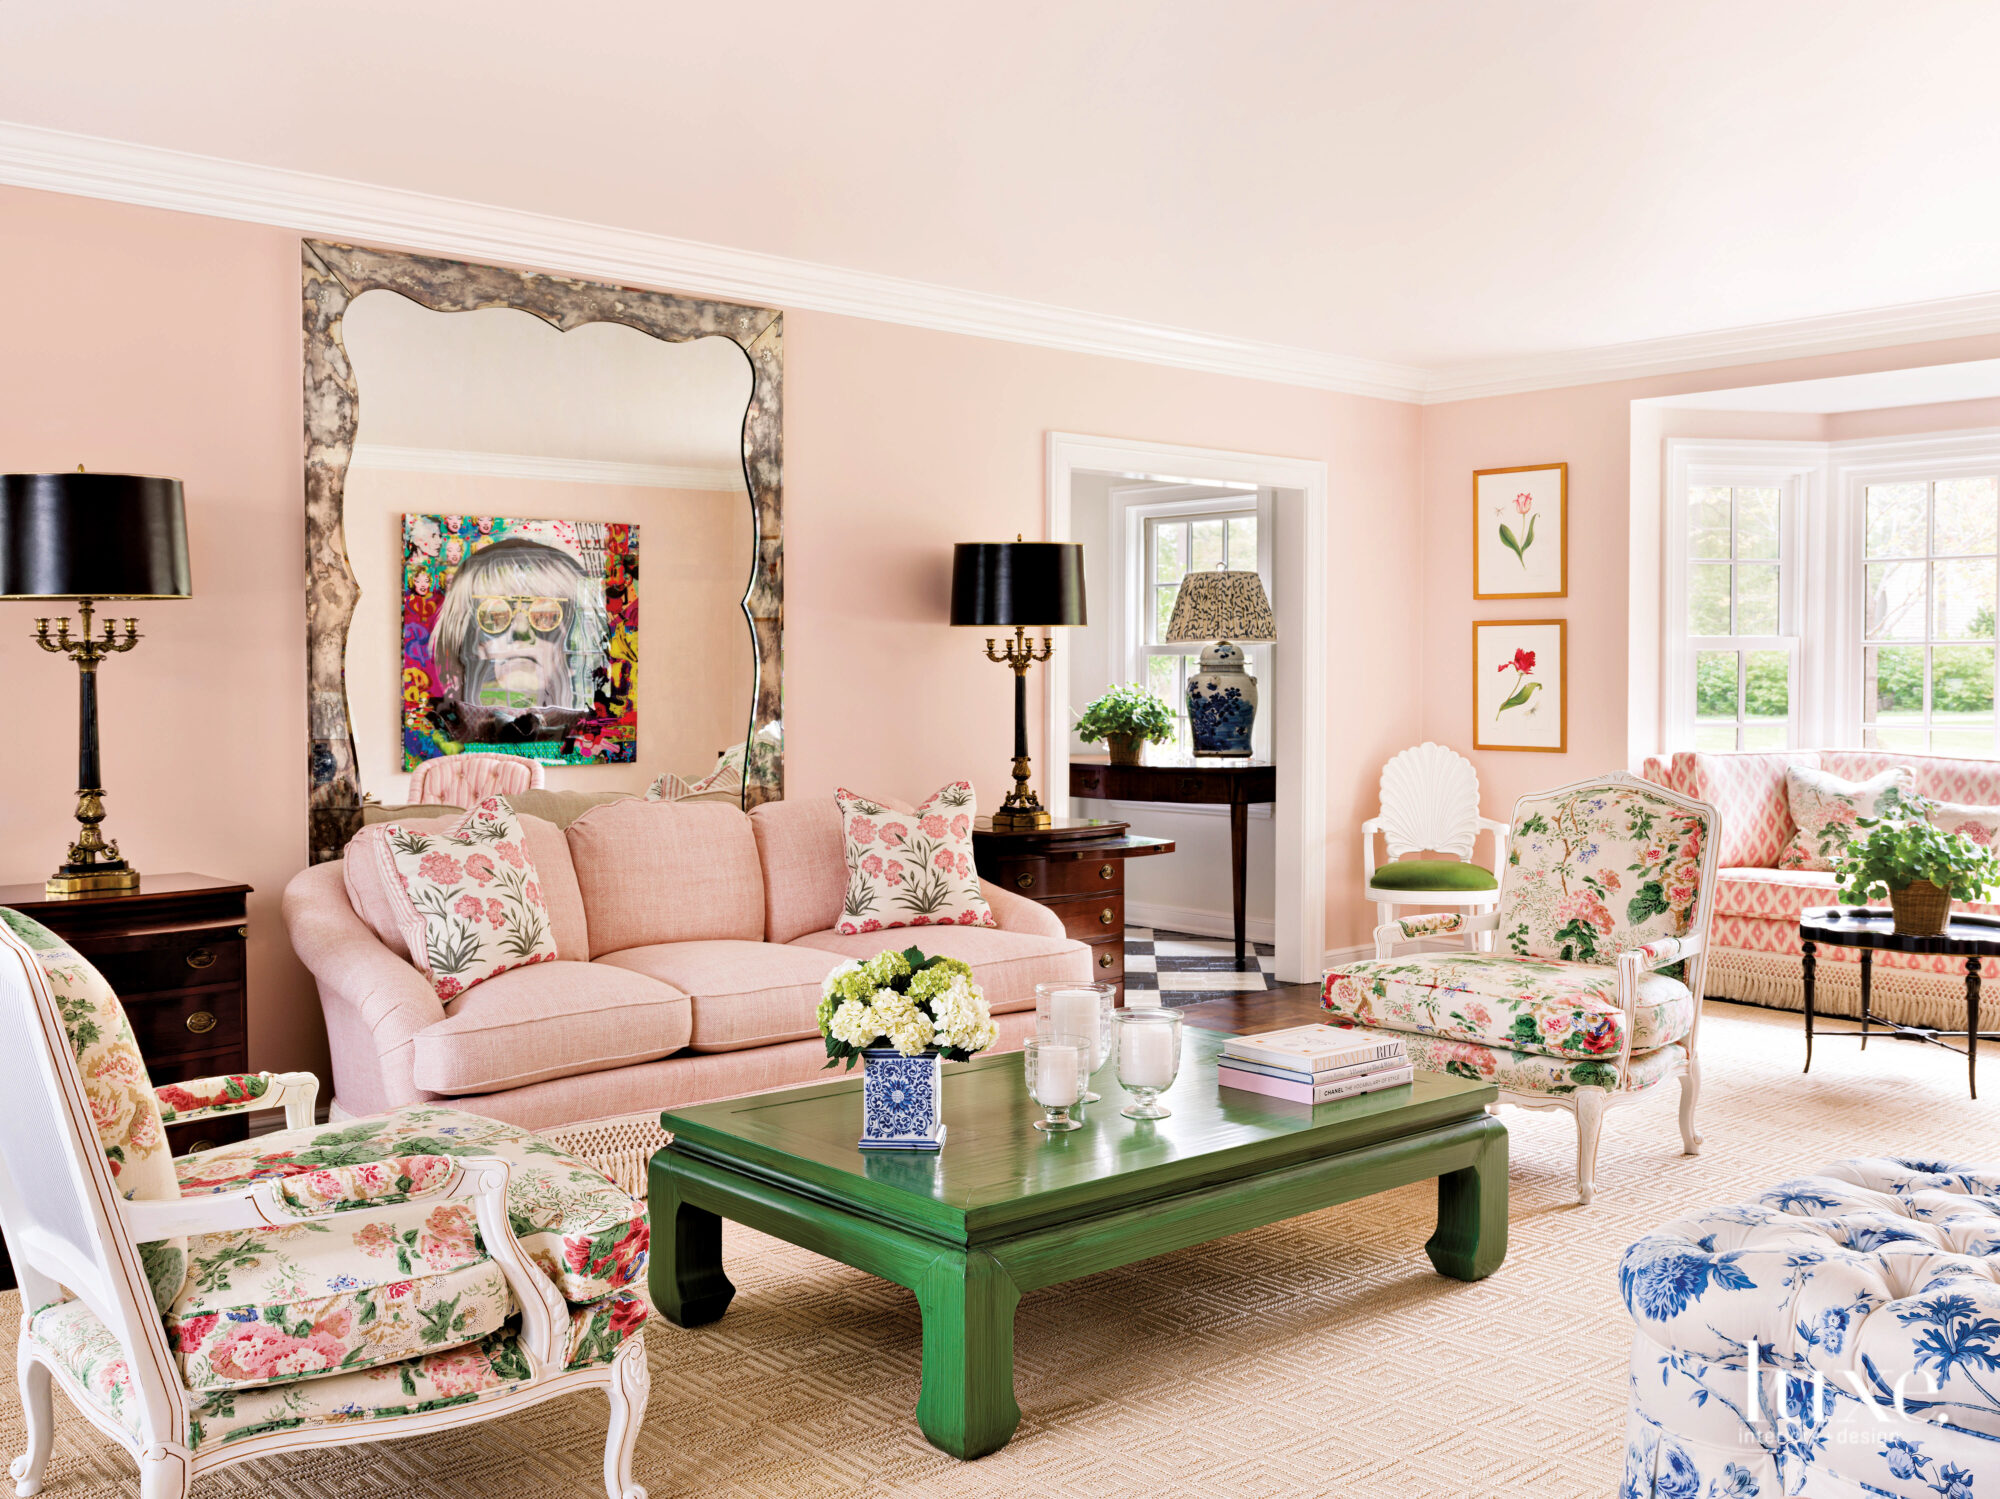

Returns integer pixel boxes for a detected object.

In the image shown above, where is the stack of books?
[1217,1025,1412,1104]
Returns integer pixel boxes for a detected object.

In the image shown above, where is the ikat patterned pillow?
[835,783,995,935]
[1777,765,1916,872]
[365,795,559,1001]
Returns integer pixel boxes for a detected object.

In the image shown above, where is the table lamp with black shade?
[951,540,1086,831]
[1,472,192,896]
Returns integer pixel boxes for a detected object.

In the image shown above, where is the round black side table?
[1799,905,2000,1099]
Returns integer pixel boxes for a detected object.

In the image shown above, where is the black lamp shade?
[950,542,1086,627]
[0,473,192,600]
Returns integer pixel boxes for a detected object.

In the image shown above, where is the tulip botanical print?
[835,783,996,933]
[1474,462,1566,598]
[1474,620,1567,752]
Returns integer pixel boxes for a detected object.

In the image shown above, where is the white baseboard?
[1127,901,1276,946]
[1320,937,1459,970]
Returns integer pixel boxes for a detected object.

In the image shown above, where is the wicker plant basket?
[1106,733,1144,767]
[1888,878,1951,937]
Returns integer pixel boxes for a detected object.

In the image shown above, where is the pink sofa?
[283,796,1091,1133]
[1641,749,2000,1033]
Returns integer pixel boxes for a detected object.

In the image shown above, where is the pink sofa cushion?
[345,810,589,962]
[565,801,764,957]
[789,925,1091,1015]
[594,940,845,1052]
[750,794,918,945]
[411,960,692,1095]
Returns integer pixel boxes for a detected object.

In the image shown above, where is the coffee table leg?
[1424,1116,1508,1282]
[649,1167,736,1327]
[1968,955,1981,1102]
[1801,938,1816,1074]
[914,1250,1021,1460]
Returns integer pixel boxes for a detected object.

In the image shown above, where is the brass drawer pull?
[1099,908,1115,926]
[1099,864,1115,881]
[186,1010,218,1035]
[184,1138,216,1154]
[1098,951,1115,969]
[1016,873,1036,890]
[185,948,217,970]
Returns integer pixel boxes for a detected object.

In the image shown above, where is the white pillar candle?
[1034,1043,1082,1107]
[1049,989,1102,1067]
[1121,1024,1176,1088]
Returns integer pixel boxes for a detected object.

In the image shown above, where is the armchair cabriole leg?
[137,1447,188,1499]
[603,1338,650,1499]
[1677,1056,1702,1156]
[1574,1089,1608,1206]
[10,1349,49,1498]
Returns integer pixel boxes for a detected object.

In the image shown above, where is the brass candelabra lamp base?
[35,599,144,899]
[984,625,1055,831]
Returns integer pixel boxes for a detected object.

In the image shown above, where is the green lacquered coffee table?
[649,1028,1505,1459]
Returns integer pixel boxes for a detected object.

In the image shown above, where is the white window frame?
[1833,431,2000,757]
[1101,481,1276,814]
[1662,440,1818,751]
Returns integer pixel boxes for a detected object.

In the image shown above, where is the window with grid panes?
[1142,507,1258,753]
[1687,482,1795,750]
[1861,475,1999,754]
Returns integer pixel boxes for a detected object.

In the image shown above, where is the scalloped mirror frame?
[302,239,783,863]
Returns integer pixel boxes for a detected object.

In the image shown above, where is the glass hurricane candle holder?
[1035,982,1114,1103]
[1113,1007,1183,1119]
[1023,1034,1088,1132]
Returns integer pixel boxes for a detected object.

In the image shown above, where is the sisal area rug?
[4,1002,1992,1498]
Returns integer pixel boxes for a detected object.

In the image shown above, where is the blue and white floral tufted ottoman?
[1619,1159,2000,1498]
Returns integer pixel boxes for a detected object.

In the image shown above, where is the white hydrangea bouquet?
[817,947,998,1069]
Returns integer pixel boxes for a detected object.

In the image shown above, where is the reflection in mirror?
[340,290,757,806]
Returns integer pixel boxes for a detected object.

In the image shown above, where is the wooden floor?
[1173,978,1323,1034]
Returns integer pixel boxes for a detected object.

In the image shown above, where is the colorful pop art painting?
[402,515,638,768]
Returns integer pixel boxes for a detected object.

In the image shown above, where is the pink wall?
[0,184,1422,1074]
[1421,337,2000,820]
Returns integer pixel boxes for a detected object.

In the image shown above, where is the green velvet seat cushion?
[1369,859,1498,892]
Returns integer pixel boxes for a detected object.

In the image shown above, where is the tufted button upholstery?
[1620,1158,2000,1497]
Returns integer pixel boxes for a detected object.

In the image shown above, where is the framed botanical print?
[1473,462,1567,598]
[1473,619,1567,752]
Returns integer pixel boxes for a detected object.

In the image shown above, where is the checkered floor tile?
[1124,926,1279,1007]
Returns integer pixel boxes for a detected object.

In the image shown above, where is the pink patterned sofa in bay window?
[1640,749,2000,1032]
[283,795,1090,1178]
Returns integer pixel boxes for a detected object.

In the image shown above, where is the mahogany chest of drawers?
[970,818,1172,1000]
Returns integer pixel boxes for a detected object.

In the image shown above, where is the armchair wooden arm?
[1374,910,1501,958]
[155,1070,319,1132]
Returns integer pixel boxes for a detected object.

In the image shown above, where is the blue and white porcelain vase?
[1187,641,1257,757]
[858,1047,946,1150]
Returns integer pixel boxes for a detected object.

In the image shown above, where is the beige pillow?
[1928,798,2000,849]
[1778,765,1916,872]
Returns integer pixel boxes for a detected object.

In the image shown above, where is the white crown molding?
[348,443,742,492]
[1422,292,2000,403]
[0,120,1429,402]
[11,119,2000,406]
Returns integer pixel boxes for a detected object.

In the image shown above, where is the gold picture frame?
[1473,462,1567,599]
[1473,619,1567,753]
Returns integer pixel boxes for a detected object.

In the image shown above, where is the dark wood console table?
[1070,756,1277,967]
[971,818,1172,1000]
[1799,905,2000,1099]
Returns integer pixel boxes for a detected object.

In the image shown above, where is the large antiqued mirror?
[303,242,782,861]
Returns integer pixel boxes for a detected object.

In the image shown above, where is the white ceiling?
[5,1,2000,383]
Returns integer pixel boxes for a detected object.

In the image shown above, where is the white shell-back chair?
[1363,743,1508,949]
[0,916,649,1499]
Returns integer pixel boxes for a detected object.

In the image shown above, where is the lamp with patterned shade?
[1164,566,1276,758]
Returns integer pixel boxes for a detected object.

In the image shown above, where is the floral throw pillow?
[836,783,995,934]
[1927,798,2000,849]
[366,796,558,1000]
[1778,766,1916,872]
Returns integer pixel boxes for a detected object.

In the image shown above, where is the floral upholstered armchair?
[0,909,651,1499]
[1323,772,1719,1204]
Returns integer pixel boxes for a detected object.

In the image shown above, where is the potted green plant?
[1833,795,2000,936]
[1076,683,1177,766]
